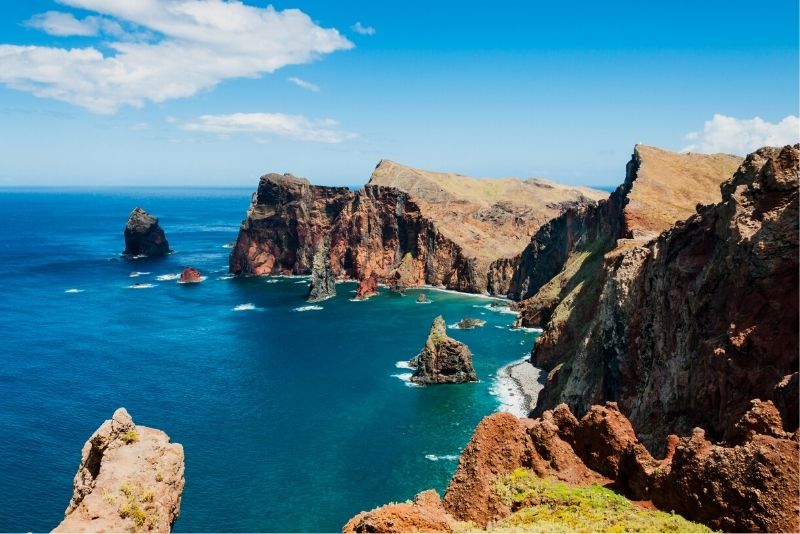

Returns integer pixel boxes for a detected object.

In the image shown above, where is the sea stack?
[307,241,336,302]
[123,207,170,257]
[410,316,477,384]
[179,266,203,284]
[355,273,378,299]
[53,408,185,533]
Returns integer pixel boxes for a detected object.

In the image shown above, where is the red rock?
[342,490,452,533]
[179,267,202,283]
[354,273,378,299]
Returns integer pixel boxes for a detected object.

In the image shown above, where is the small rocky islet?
[57,144,798,532]
[123,207,171,258]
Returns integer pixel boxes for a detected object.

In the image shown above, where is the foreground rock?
[306,240,336,302]
[410,316,477,384]
[178,267,202,284]
[347,401,798,532]
[54,408,185,533]
[343,490,453,533]
[532,145,799,450]
[124,207,171,258]
[229,163,605,294]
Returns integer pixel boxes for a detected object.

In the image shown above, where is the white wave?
[222,242,236,249]
[217,275,234,280]
[293,305,323,312]
[473,303,518,315]
[131,254,147,259]
[512,326,544,333]
[395,361,414,370]
[348,297,368,302]
[265,279,280,283]
[415,300,431,304]
[233,303,261,312]
[64,288,84,293]
[490,357,537,418]
[127,283,155,289]
[392,372,420,387]
[128,271,151,278]
[156,273,181,281]
[294,280,309,284]
[425,454,459,462]
[177,276,207,284]
[494,325,505,329]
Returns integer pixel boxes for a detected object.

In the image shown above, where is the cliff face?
[54,408,185,533]
[229,162,605,294]
[533,145,799,450]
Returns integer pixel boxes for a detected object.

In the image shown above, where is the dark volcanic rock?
[410,316,477,384]
[307,240,336,302]
[124,207,170,257]
[179,266,202,284]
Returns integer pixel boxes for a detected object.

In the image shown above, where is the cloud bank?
[1,0,353,113]
[684,114,799,155]
[182,112,356,143]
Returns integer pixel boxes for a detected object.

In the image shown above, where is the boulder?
[179,267,202,284]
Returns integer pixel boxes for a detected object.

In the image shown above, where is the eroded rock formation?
[355,273,378,300]
[307,240,336,302]
[229,162,605,294]
[124,207,171,258]
[54,408,185,533]
[532,145,799,450]
[410,316,477,384]
[347,402,799,533]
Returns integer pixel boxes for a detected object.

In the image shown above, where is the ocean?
[0,188,539,532]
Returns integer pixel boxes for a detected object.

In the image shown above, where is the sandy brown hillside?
[368,159,607,263]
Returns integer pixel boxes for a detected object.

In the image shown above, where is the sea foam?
[233,303,260,312]
[293,305,323,312]
[391,372,420,387]
[424,454,459,462]
[129,271,151,278]
[127,283,155,289]
[156,273,181,281]
[64,288,84,293]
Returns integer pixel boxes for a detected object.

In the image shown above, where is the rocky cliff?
[410,315,477,384]
[307,240,336,302]
[54,408,185,533]
[124,207,171,257]
[531,145,799,451]
[229,162,605,294]
[345,401,798,532]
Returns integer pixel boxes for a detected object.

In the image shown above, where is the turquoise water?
[0,188,538,532]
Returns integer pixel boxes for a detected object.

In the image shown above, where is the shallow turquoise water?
[0,188,537,532]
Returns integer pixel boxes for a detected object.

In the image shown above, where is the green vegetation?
[121,429,140,444]
[118,481,156,530]
[490,468,711,533]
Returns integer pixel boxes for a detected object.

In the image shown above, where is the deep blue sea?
[0,188,538,532]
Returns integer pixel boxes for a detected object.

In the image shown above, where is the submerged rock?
[53,408,185,533]
[307,241,336,302]
[124,207,170,258]
[355,273,378,300]
[416,292,429,303]
[456,318,485,329]
[179,266,202,284]
[410,316,477,384]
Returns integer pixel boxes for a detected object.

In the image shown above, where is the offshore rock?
[354,273,378,299]
[533,145,799,451]
[178,266,202,284]
[123,207,171,258]
[54,408,185,533]
[410,316,477,384]
[229,164,605,294]
[307,240,336,302]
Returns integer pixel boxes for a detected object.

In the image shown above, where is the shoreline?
[493,357,544,418]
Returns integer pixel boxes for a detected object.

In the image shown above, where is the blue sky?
[0,0,797,187]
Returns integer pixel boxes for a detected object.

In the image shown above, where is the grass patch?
[491,468,711,533]
[118,480,156,530]
[121,429,139,444]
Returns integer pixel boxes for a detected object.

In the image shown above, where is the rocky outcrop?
[410,316,477,384]
[455,318,485,329]
[229,163,605,294]
[343,490,453,533]
[533,145,799,451]
[54,408,185,533]
[124,207,171,258]
[178,266,202,284]
[354,273,378,300]
[307,240,336,302]
[349,402,798,532]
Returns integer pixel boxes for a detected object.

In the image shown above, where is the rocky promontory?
[307,240,336,302]
[124,207,171,258]
[410,316,477,384]
[54,408,185,533]
[228,162,605,294]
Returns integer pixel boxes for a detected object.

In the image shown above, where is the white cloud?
[684,114,800,155]
[25,11,110,36]
[288,77,320,92]
[351,22,376,36]
[182,112,357,143]
[2,1,353,113]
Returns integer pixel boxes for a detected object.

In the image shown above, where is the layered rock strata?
[532,145,799,450]
[54,408,185,533]
[229,162,605,294]
[345,401,799,533]
[307,240,336,302]
[410,316,477,384]
[124,207,171,258]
